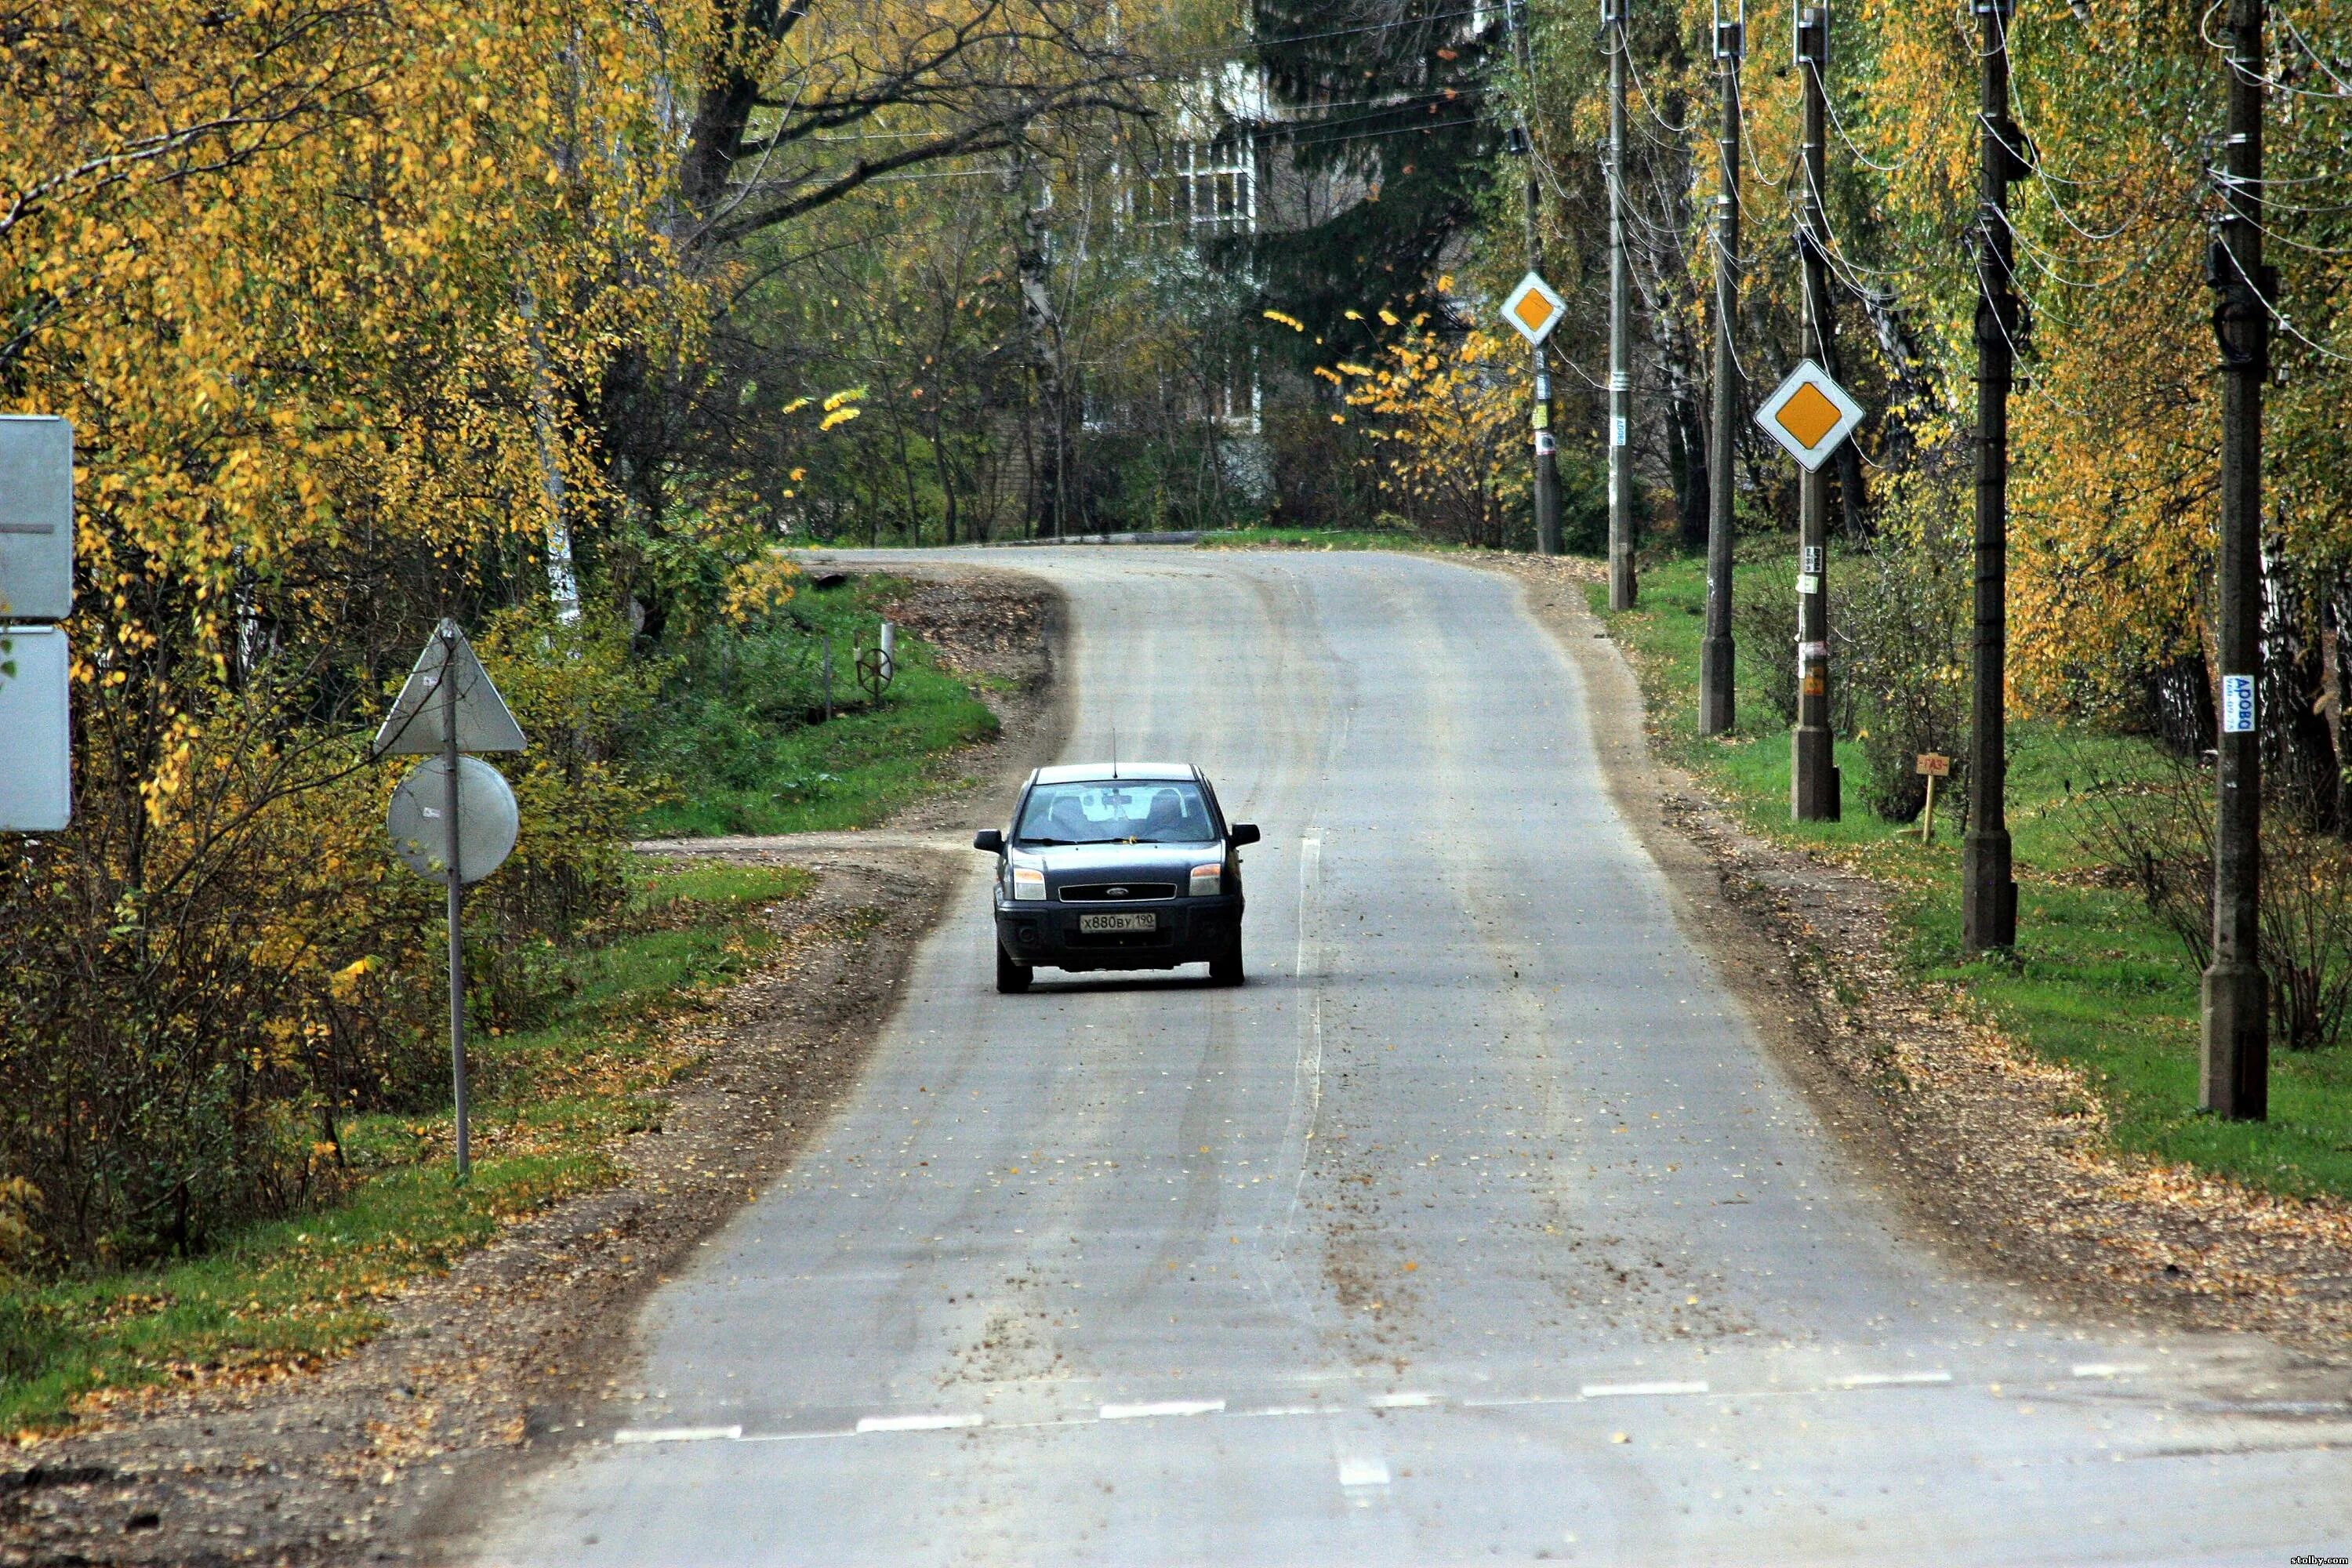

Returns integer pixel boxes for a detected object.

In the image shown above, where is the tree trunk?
[1014,158,1072,538]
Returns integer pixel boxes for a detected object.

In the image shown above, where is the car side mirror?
[1228,822,1261,848]
[972,829,1004,854]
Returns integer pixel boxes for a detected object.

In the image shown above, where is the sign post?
[1499,272,1568,557]
[376,619,527,1178]
[440,629,466,1175]
[1754,354,1864,822]
[1916,752,1951,844]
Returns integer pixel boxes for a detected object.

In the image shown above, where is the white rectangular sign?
[2220,673,2256,735]
[0,626,71,830]
[0,416,74,622]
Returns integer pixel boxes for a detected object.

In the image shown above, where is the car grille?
[1058,882,1177,902]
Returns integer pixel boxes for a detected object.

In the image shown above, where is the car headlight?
[1189,862,1222,897]
[1011,866,1047,902]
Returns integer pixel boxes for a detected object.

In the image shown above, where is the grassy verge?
[1598,551,2352,1203]
[0,859,809,1436]
[1196,524,1472,552]
[632,573,1001,838]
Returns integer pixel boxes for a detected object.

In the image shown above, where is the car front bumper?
[994,894,1243,971]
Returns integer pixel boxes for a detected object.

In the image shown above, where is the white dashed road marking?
[1337,1457,1392,1488]
[1580,1381,1709,1399]
[613,1426,742,1445]
[610,1363,2136,1451]
[1101,1399,1225,1421]
[855,1414,983,1433]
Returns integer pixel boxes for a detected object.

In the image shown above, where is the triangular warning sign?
[372,619,528,757]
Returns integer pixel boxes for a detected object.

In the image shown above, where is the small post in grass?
[1917,752,1950,844]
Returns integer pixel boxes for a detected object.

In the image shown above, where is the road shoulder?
[1482,553,2352,1361]
[0,568,1066,1568]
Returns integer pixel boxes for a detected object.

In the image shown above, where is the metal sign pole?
[441,626,470,1179]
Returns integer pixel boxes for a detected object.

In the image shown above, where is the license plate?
[1079,911,1157,934]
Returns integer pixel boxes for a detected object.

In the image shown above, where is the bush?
[1839,476,1973,822]
[2074,756,2352,1051]
[1735,550,1801,728]
[0,607,655,1270]
[1262,386,1377,528]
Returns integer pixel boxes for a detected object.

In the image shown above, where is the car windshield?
[1014,780,1217,845]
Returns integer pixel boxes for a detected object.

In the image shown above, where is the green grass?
[1196,523,1473,553]
[1598,551,2352,1203]
[0,859,811,1436]
[631,574,1002,838]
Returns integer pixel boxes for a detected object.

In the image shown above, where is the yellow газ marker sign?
[1752,358,1864,472]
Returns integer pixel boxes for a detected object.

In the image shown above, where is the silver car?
[972,763,1260,993]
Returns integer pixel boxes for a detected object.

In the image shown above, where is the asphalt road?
[467,549,2352,1566]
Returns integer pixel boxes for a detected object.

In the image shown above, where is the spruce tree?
[1246,0,1502,363]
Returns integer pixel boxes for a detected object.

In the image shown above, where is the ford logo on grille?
[1106,886,1130,897]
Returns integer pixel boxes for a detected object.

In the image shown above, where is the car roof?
[1032,761,1199,785]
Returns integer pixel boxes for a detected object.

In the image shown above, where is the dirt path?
[0,567,1065,1568]
[1483,551,2352,1362]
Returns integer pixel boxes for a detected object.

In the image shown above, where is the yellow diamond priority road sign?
[1754,358,1864,472]
[1499,271,1566,347]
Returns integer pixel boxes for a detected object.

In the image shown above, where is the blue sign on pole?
[2221,673,2256,735]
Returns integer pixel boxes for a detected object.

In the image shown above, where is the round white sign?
[387,755,520,885]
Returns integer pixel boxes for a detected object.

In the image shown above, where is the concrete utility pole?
[1790,4,1838,821]
[1513,3,1563,556]
[1963,0,2023,952]
[2203,0,2274,1120]
[1698,3,1744,736]
[1605,0,1636,608]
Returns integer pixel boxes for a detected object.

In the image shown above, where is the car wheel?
[1209,931,1244,986]
[996,943,1033,994]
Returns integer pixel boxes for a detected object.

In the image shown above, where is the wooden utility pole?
[1698,2,1744,736]
[2203,0,2273,1119]
[1513,3,1563,556]
[1605,0,1636,608]
[1963,0,2023,951]
[1790,4,1838,821]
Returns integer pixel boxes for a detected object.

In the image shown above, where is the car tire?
[1209,931,1245,987]
[996,943,1033,994]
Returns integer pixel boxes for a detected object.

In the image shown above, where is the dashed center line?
[610,1362,2142,1450]
[1101,1398,1226,1421]
[855,1413,983,1433]
[1337,1457,1392,1487]
[612,1425,742,1445]
[1580,1380,1709,1399]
